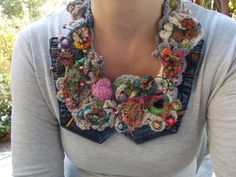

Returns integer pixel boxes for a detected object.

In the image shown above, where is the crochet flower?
[171,29,184,43]
[72,26,90,50]
[184,30,198,40]
[66,1,84,24]
[84,109,108,125]
[80,101,115,130]
[134,76,158,94]
[160,48,184,78]
[92,77,113,100]
[180,18,197,30]
[58,50,74,67]
[65,64,84,94]
[121,100,144,129]
[66,98,77,111]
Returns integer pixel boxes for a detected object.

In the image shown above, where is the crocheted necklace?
[50,0,204,144]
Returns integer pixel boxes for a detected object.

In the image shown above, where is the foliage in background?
[229,0,236,18]
[191,0,236,18]
[0,12,23,138]
[0,72,11,137]
[0,0,44,138]
[1,0,46,21]
[0,0,236,138]
[0,0,64,138]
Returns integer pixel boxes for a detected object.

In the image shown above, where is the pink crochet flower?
[174,50,184,60]
[92,77,113,100]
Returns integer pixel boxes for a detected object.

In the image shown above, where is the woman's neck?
[91,0,164,43]
[90,0,165,81]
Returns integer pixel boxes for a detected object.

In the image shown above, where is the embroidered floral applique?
[49,0,205,144]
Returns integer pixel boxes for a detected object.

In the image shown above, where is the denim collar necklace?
[50,0,204,144]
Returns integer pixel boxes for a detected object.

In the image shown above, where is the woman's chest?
[102,55,162,82]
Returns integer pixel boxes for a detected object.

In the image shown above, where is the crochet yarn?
[92,78,113,100]
[50,0,204,143]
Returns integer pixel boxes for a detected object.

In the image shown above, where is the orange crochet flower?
[160,49,184,78]
[180,18,197,30]
[171,29,184,43]
[184,30,198,40]
[58,50,74,67]
[72,26,90,50]
[122,101,144,129]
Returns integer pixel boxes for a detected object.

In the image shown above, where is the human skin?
[91,0,165,81]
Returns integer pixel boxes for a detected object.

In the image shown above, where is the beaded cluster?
[51,0,203,135]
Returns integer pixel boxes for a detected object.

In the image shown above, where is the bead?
[122,116,126,122]
[150,120,163,131]
[143,107,149,112]
[86,113,92,119]
[57,93,64,100]
[117,92,127,102]
[56,77,66,90]
[150,106,162,115]
[80,81,85,86]
[165,116,176,127]
[169,0,176,8]
[104,114,110,120]
[162,48,172,55]
[181,39,190,48]
[84,107,90,115]
[57,90,68,102]
[170,100,182,111]
[115,121,128,132]
[118,123,123,129]
[160,107,170,118]
[60,38,70,49]
[77,112,83,119]
[58,84,65,90]
[66,98,76,110]
[79,66,84,72]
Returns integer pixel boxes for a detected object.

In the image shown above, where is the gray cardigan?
[10,1,236,177]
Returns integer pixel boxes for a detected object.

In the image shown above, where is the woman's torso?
[25,1,236,177]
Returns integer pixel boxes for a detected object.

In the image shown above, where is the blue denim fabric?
[50,38,205,144]
[122,39,205,144]
[59,102,116,144]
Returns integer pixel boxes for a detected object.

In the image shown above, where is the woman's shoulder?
[183,1,236,97]
[184,0,236,38]
[17,10,70,43]
[184,1,236,65]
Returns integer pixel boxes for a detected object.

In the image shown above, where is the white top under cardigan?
[10,1,236,177]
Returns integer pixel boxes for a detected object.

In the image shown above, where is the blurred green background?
[0,0,236,139]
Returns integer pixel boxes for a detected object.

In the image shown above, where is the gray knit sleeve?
[207,47,236,177]
[10,28,65,177]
